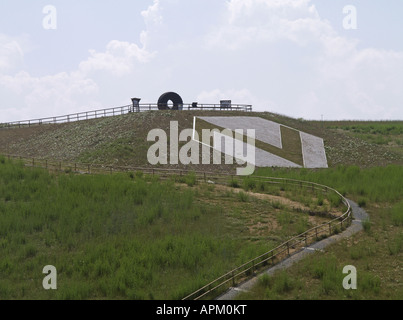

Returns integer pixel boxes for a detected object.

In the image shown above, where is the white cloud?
[140,0,163,51]
[0,2,160,121]
[206,0,331,49]
[0,34,26,72]
[141,0,163,27]
[202,0,403,120]
[1,1,402,122]
[79,40,155,76]
[0,71,99,119]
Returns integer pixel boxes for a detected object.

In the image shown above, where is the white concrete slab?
[195,116,328,169]
[198,116,282,149]
[300,132,328,168]
[212,131,301,168]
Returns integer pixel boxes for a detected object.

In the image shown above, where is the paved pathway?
[216,199,368,300]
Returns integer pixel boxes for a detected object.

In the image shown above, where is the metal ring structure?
[157,92,184,110]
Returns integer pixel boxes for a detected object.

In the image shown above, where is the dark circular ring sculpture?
[157,92,184,110]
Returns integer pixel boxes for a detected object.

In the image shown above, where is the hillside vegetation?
[0,156,344,299]
[0,111,402,300]
[1,111,402,171]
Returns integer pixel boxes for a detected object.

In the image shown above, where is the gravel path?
[216,199,368,300]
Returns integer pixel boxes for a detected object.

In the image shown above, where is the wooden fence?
[2,153,352,300]
[182,186,351,300]
[0,103,252,129]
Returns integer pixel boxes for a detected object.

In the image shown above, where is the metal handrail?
[0,103,252,129]
[181,181,352,300]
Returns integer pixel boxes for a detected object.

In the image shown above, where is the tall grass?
[0,157,268,300]
[255,165,403,204]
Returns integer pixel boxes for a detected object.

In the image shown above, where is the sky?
[0,0,402,122]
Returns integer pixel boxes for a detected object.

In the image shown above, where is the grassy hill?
[1,111,402,170]
[0,110,402,300]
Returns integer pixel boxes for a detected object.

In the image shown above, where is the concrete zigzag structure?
[195,116,328,169]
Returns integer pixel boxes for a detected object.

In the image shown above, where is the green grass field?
[233,165,403,299]
[0,156,343,300]
[1,112,402,300]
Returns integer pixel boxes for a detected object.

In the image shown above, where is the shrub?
[135,171,144,179]
[390,201,403,226]
[184,172,197,187]
[358,198,367,208]
[237,191,249,202]
[362,219,371,233]
[317,196,324,206]
[361,273,381,295]
[273,271,294,294]
[271,200,284,210]
[242,177,256,191]
[228,178,240,188]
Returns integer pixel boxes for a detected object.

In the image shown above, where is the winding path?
[217,199,369,300]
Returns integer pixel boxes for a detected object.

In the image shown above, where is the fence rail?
[0,103,252,129]
[1,153,352,301]
[182,183,351,300]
